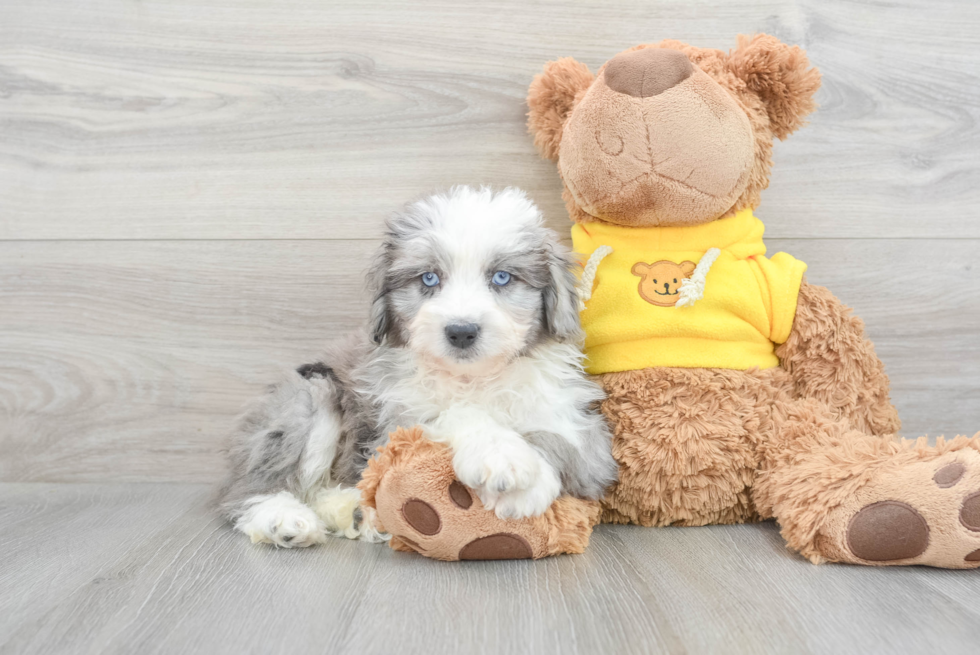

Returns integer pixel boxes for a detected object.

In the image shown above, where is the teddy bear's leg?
[358,427,601,561]
[775,280,900,437]
[597,367,770,527]
[753,399,980,568]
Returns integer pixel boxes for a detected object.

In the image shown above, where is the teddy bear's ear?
[726,34,821,140]
[527,57,594,161]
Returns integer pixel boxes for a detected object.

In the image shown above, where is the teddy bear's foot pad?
[401,498,441,535]
[818,438,980,568]
[846,501,929,561]
[458,533,534,560]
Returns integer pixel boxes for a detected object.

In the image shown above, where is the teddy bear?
[521,34,980,568]
[360,35,980,566]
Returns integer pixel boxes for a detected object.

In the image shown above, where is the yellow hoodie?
[571,208,806,375]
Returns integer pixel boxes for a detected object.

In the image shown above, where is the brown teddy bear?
[360,35,980,566]
[524,34,980,567]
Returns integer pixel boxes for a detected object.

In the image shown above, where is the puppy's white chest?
[392,369,533,428]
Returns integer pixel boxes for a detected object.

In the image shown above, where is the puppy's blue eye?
[421,272,440,287]
[492,271,511,286]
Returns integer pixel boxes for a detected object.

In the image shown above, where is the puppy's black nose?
[445,323,480,350]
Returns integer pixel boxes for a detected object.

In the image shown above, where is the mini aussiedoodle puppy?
[219,186,617,547]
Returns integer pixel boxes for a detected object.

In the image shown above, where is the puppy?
[219,186,617,547]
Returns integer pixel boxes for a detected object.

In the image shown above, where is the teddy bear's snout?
[603,48,694,98]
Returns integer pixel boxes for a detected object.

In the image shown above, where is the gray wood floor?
[3,483,980,655]
[2,0,980,653]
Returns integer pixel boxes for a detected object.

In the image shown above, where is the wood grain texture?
[0,0,978,501]
[3,1,980,652]
[2,0,979,240]
[2,483,979,655]
[0,240,377,482]
[1,238,977,483]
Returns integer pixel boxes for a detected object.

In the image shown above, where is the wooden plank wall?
[1,0,978,482]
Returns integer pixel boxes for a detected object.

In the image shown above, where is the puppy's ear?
[366,246,395,346]
[726,34,821,140]
[527,57,594,161]
[542,244,583,343]
[369,296,391,345]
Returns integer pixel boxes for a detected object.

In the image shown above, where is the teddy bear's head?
[527,35,821,228]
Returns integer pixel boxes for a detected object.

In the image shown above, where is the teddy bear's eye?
[652,279,657,284]
[673,278,678,284]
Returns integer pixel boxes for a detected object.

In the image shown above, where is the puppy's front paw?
[453,437,540,497]
[311,486,390,543]
[482,447,542,495]
[491,465,562,520]
[235,491,326,548]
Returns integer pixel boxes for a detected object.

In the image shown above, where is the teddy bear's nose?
[603,48,695,98]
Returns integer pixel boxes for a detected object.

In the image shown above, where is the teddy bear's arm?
[359,426,601,561]
[775,279,901,437]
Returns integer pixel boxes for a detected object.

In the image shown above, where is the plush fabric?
[527,34,980,568]
[359,427,601,561]
[357,34,980,568]
[572,208,806,373]
[527,57,594,162]
[603,47,694,98]
[558,63,755,227]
